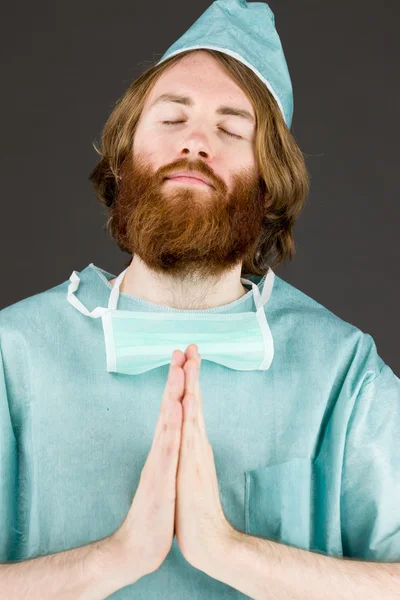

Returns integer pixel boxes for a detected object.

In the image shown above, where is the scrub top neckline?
[88,262,269,314]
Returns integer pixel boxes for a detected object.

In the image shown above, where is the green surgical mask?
[66,266,275,375]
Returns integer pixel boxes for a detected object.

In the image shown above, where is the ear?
[264,195,274,209]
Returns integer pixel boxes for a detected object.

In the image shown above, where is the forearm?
[208,530,400,600]
[0,535,136,600]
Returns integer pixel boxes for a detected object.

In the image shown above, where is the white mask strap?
[241,267,275,312]
[67,271,107,318]
[108,268,129,310]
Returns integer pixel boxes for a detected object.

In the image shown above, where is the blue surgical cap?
[156,0,293,129]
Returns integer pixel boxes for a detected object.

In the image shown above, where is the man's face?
[116,51,266,282]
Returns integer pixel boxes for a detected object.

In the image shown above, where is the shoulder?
[0,278,69,331]
[268,271,388,383]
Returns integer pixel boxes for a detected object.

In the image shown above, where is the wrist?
[88,534,142,593]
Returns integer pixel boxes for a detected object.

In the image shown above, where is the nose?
[179,147,212,177]
[178,129,213,161]
[182,149,208,158]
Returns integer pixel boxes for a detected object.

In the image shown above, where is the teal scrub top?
[1,263,399,599]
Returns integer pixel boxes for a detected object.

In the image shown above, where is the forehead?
[145,52,255,116]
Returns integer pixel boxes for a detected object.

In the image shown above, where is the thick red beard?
[112,151,266,282]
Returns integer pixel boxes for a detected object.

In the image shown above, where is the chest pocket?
[244,457,313,551]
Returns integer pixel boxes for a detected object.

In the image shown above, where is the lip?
[165,171,213,187]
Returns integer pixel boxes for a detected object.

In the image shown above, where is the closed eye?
[162,120,242,140]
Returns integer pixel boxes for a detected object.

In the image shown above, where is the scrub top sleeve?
[0,343,18,562]
[340,363,400,561]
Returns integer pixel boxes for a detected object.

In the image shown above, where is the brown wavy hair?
[89,48,310,276]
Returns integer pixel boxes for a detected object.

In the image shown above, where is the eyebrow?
[149,93,255,124]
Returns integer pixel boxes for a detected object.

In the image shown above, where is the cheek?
[133,132,163,164]
[231,152,257,183]
[135,129,173,162]
[223,152,256,190]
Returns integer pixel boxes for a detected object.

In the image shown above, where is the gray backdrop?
[1,0,399,372]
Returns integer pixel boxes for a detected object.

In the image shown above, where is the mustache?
[156,159,223,192]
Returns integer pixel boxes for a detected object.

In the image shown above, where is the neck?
[113,255,249,310]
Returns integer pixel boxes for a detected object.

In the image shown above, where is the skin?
[105,51,268,585]
[101,54,400,600]
[110,50,270,310]
[108,343,235,585]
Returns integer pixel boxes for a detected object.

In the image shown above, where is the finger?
[172,348,187,367]
[183,355,199,398]
[184,345,203,411]
[162,350,186,406]
[185,344,198,361]
[183,352,207,437]
[153,350,185,440]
